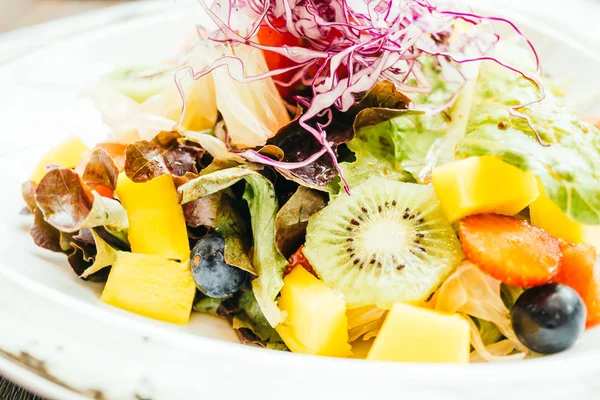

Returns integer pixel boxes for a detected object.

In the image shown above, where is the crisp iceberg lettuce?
[459,61,600,225]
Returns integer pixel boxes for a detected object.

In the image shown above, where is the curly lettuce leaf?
[193,292,288,350]
[233,291,288,350]
[459,62,600,224]
[67,228,120,282]
[22,181,37,214]
[338,61,474,188]
[178,164,260,203]
[35,168,129,233]
[82,147,119,192]
[185,190,255,275]
[243,174,287,326]
[275,187,327,258]
[179,166,286,326]
[79,229,118,279]
[267,80,412,189]
[30,208,64,253]
[124,131,205,183]
[340,112,428,188]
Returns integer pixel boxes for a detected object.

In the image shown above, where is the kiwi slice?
[303,177,463,309]
[101,66,174,103]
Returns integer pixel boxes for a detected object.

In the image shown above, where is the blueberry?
[190,232,249,298]
[511,283,586,354]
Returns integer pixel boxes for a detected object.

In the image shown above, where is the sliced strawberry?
[556,241,595,302]
[586,281,600,328]
[284,246,318,278]
[555,241,600,328]
[459,214,561,287]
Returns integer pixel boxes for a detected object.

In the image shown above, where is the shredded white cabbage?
[347,305,387,342]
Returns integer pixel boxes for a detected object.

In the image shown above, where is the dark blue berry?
[511,283,586,354]
[190,232,248,298]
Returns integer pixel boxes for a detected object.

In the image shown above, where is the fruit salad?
[22,0,600,363]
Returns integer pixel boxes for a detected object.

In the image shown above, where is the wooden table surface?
[1,0,137,33]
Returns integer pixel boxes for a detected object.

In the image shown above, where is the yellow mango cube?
[31,136,89,182]
[277,267,352,357]
[101,252,195,324]
[530,181,600,249]
[117,174,190,261]
[432,156,539,222]
[367,303,470,363]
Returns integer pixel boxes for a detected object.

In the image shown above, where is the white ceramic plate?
[1,1,600,399]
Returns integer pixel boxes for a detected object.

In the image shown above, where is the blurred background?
[1,0,139,33]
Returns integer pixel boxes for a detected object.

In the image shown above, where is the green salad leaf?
[67,228,115,282]
[338,59,471,188]
[193,292,288,350]
[458,62,600,224]
[194,296,226,315]
[185,191,255,274]
[233,291,288,350]
[179,165,287,327]
[267,80,412,189]
[243,174,287,327]
[35,168,129,233]
[79,229,118,279]
[275,186,328,259]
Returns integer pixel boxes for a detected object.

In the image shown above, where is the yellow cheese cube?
[116,174,190,261]
[530,181,600,249]
[277,267,352,357]
[367,303,470,363]
[101,252,196,324]
[432,156,539,222]
[31,136,89,182]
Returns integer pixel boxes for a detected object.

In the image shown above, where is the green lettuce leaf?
[338,60,473,188]
[79,229,118,279]
[193,292,288,350]
[179,166,287,326]
[67,228,118,282]
[275,186,328,259]
[458,62,600,224]
[233,291,288,350]
[267,80,412,189]
[184,191,255,275]
[243,174,288,326]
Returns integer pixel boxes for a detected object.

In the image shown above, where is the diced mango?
[530,181,600,249]
[31,136,89,182]
[432,156,539,222]
[276,267,351,357]
[367,303,470,363]
[116,174,190,261]
[101,252,195,324]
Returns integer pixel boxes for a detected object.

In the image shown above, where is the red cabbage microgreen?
[177,0,543,192]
